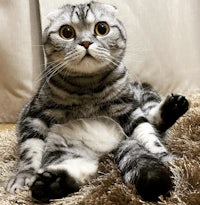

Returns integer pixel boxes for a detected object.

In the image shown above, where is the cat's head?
[43,1,127,75]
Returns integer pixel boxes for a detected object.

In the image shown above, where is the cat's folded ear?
[47,9,63,22]
[105,3,118,15]
[91,1,118,16]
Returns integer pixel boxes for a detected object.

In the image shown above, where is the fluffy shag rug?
[0,94,199,205]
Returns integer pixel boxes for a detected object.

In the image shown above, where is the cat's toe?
[170,94,189,114]
[135,164,173,201]
[31,171,55,202]
[31,170,78,202]
[161,94,189,122]
[7,171,35,193]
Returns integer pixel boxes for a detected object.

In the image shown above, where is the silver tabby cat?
[7,1,189,202]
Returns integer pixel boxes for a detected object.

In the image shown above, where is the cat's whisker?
[31,45,44,47]
[95,50,121,67]
[46,62,67,83]
[64,50,78,60]
[39,62,66,91]
[37,60,63,83]
[63,53,81,64]
[96,47,108,52]
[39,59,67,87]
[105,57,119,67]
[108,55,122,63]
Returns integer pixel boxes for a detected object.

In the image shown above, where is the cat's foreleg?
[146,94,189,132]
[6,118,46,193]
[132,82,189,133]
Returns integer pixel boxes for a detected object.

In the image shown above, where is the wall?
[0,0,43,122]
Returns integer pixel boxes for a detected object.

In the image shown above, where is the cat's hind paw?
[135,163,173,201]
[31,170,79,202]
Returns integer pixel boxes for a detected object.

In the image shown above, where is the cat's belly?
[48,116,126,157]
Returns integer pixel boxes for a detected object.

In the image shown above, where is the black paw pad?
[135,165,173,201]
[31,171,78,202]
[161,94,189,128]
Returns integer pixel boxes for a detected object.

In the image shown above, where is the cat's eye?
[95,22,110,36]
[59,25,75,40]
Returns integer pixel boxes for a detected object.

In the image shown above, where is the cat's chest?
[64,101,131,120]
[64,100,126,122]
[66,102,99,119]
[42,86,131,123]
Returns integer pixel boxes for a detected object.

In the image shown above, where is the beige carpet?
[0,94,200,205]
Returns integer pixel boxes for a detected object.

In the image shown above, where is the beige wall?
[0,0,43,122]
[0,0,200,122]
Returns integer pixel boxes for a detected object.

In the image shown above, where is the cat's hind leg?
[31,157,98,202]
[114,138,173,201]
[30,130,98,202]
[115,119,174,201]
[31,117,125,202]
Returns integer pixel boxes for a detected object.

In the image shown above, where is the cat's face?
[43,2,126,75]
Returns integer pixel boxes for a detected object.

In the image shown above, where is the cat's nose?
[80,41,93,49]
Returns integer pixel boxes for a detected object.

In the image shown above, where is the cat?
[7,1,189,202]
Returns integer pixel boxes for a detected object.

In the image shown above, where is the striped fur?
[7,2,189,202]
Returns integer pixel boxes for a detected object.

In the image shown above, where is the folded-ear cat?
[7,1,189,202]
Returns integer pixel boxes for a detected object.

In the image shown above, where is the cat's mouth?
[76,49,102,68]
[82,51,95,60]
[85,53,91,57]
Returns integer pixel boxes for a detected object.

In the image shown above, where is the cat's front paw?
[161,94,189,126]
[6,171,35,193]
[135,163,173,201]
[31,170,79,202]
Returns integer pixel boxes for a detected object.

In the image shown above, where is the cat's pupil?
[98,24,106,34]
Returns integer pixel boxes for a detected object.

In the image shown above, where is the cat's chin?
[70,56,108,74]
